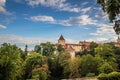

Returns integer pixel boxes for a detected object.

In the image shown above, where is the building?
[56,35,91,58]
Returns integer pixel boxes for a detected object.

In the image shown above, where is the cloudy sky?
[0,0,117,50]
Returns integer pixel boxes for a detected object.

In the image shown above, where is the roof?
[58,35,65,40]
[66,46,75,51]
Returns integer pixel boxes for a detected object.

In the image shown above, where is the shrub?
[97,73,108,80]
[98,72,120,80]
[108,72,120,80]
[86,73,95,77]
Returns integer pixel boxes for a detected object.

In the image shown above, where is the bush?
[86,73,95,77]
[97,73,108,80]
[108,72,120,80]
[98,72,120,80]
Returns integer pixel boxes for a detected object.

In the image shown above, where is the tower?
[58,35,65,45]
[117,36,120,43]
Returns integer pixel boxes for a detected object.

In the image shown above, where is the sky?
[0,0,118,50]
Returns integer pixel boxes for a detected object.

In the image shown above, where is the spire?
[58,35,65,40]
[118,36,120,39]
[117,36,120,43]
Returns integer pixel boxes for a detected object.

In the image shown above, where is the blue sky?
[0,0,117,50]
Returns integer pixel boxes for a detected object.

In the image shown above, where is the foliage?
[63,57,81,78]
[57,44,65,53]
[95,44,116,62]
[97,0,120,35]
[97,0,120,22]
[108,72,120,80]
[114,47,120,70]
[34,45,41,53]
[23,53,49,79]
[86,73,95,77]
[95,44,118,71]
[34,42,55,56]
[97,73,108,80]
[89,41,98,56]
[48,52,71,79]
[0,43,22,80]
[98,72,120,80]
[31,66,48,80]
[114,20,120,35]
[98,62,114,74]
[80,54,98,77]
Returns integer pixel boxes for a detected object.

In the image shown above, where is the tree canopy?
[97,0,120,35]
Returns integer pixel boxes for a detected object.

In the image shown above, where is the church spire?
[58,35,65,40]
[117,36,120,43]
[58,35,65,45]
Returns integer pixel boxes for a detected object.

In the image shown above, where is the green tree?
[48,52,71,79]
[97,0,120,35]
[23,53,49,80]
[97,0,120,22]
[34,42,55,56]
[63,57,81,78]
[89,41,98,56]
[34,45,41,53]
[98,62,114,74]
[25,45,28,56]
[95,44,115,62]
[95,44,118,72]
[114,47,120,71]
[0,43,22,80]
[57,44,65,53]
[80,54,98,77]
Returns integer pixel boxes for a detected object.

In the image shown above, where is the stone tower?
[58,35,65,45]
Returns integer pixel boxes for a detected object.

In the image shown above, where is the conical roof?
[59,35,65,40]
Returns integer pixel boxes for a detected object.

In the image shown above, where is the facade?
[56,35,91,58]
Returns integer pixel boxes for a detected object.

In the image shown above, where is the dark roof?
[59,35,65,40]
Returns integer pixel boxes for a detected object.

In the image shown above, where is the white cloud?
[59,15,97,26]
[0,34,57,44]
[0,34,58,50]
[0,0,11,15]
[0,24,7,29]
[0,34,79,50]
[27,14,97,26]
[28,15,55,22]
[90,23,115,36]
[0,0,6,13]
[26,0,80,13]
[81,2,88,6]
[81,7,91,13]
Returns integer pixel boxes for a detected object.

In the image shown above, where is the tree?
[48,52,71,79]
[0,43,22,80]
[114,47,120,71]
[89,41,98,56]
[98,62,114,74]
[95,44,118,71]
[63,58,81,78]
[34,42,55,56]
[80,54,98,77]
[24,45,28,56]
[97,0,120,35]
[97,0,120,22]
[34,45,41,53]
[57,44,65,53]
[22,53,49,80]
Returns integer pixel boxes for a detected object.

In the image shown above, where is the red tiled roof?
[66,46,75,51]
[58,35,65,40]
